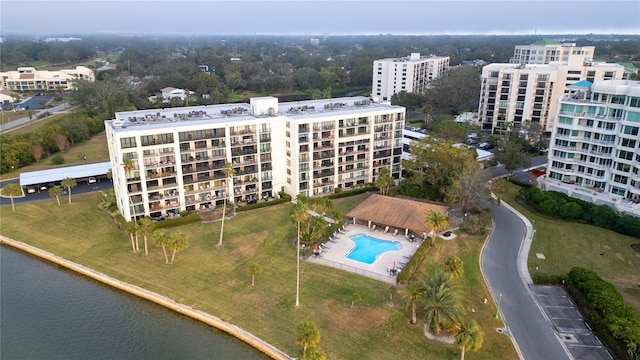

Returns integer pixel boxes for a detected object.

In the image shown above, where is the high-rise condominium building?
[544,80,640,217]
[478,57,623,133]
[510,39,595,65]
[372,53,449,102]
[105,96,405,221]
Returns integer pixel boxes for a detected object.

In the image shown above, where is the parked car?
[88,177,97,184]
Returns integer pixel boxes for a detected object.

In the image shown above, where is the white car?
[88,177,97,184]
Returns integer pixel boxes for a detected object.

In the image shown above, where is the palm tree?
[48,185,64,206]
[424,210,450,242]
[455,320,484,360]
[249,263,262,286]
[444,255,464,278]
[217,161,235,247]
[1,183,23,212]
[423,104,433,126]
[291,200,311,308]
[168,231,189,263]
[154,229,169,263]
[123,220,138,252]
[351,292,362,309]
[122,157,138,222]
[375,167,394,196]
[61,177,77,204]
[137,217,155,256]
[423,271,463,335]
[399,280,425,324]
[295,321,321,360]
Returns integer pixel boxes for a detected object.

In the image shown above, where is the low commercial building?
[105,96,405,221]
[0,66,95,92]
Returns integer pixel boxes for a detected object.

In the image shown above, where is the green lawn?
[0,192,516,359]
[502,183,640,314]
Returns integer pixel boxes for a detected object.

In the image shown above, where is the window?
[120,137,137,149]
[623,126,639,136]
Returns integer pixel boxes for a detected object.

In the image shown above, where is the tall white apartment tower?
[510,39,595,65]
[372,53,450,102]
[105,96,405,221]
[544,80,640,217]
[478,56,624,133]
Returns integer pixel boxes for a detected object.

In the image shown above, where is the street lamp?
[494,293,502,319]
[295,219,301,308]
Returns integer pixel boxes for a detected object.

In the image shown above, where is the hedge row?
[567,267,640,360]
[396,238,432,285]
[235,194,292,212]
[327,185,377,200]
[521,187,640,238]
[155,214,201,229]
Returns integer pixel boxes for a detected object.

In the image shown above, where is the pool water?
[346,234,402,264]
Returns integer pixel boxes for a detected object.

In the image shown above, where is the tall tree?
[60,177,77,204]
[375,167,394,196]
[31,144,44,163]
[54,134,68,153]
[48,185,63,206]
[399,280,425,325]
[493,140,531,180]
[295,321,321,360]
[403,137,475,200]
[424,210,450,240]
[1,183,23,212]
[455,320,484,360]
[218,161,235,247]
[124,220,138,253]
[291,200,311,308]
[137,217,155,256]
[445,159,493,212]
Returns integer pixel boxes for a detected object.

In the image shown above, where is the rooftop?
[107,96,403,133]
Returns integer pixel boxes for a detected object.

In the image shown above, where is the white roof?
[19,162,111,186]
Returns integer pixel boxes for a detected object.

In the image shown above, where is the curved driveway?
[482,203,570,360]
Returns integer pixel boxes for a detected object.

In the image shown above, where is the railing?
[307,257,396,284]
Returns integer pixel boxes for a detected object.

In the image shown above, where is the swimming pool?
[346,233,402,265]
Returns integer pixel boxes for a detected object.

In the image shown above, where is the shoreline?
[0,235,291,360]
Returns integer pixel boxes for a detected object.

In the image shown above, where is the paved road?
[0,102,73,133]
[482,204,570,360]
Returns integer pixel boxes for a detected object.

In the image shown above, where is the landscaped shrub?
[50,154,65,165]
[520,187,640,238]
[567,267,640,360]
[531,273,567,285]
[327,186,376,199]
[155,214,200,229]
[396,238,431,285]
[236,197,290,212]
[459,211,491,235]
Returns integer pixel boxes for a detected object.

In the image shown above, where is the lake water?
[0,245,267,360]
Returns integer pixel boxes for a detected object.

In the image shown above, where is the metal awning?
[19,162,112,186]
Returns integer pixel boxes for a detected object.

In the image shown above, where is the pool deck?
[305,224,423,284]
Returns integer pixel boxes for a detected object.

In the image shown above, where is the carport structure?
[346,194,449,237]
[19,162,112,191]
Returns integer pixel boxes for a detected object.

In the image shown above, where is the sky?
[1,0,639,36]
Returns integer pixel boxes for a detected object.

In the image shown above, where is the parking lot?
[530,285,612,360]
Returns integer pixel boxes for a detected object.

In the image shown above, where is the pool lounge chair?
[383,226,389,234]
[371,224,376,231]
[393,229,398,236]
[328,236,337,243]
[339,225,347,233]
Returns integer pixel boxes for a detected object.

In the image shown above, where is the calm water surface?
[0,245,267,360]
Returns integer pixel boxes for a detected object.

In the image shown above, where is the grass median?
[502,183,640,314]
[0,192,516,359]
